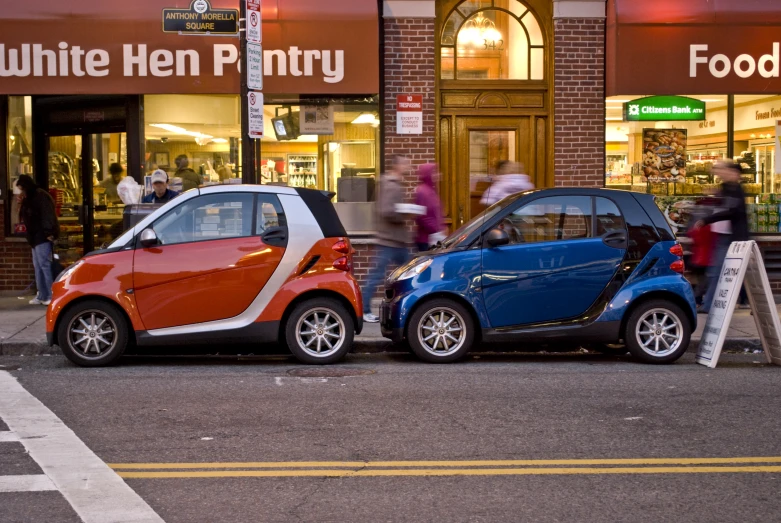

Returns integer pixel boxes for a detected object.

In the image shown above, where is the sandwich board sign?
[697,241,781,368]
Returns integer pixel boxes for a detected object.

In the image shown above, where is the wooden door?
[440,115,548,229]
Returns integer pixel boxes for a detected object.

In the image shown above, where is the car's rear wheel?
[285,298,354,365]
[407,299,475,363]
[625,300,690,364]
[57,300,129,367]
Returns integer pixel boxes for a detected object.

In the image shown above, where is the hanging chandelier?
[458,13,503,48]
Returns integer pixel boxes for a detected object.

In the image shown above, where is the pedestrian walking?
[174,154,202,192]
[414,163,445,251]
[480,160,534,207]
[15,175,59,305]
[142,169,179,204]
[686,198,717,306]
[694,160,750,314]
[362,155,412,323]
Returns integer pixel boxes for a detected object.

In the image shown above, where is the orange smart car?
[46,186,362,366]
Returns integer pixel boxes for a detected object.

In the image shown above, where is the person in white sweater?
[480,161,534,206]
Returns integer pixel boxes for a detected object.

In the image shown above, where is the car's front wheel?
[57,300,129,367]
[407,299,475,363]
[285,298,354,365]
[625,300,691,364]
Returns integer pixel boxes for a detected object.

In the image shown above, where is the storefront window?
[144,95,241,192]
[7,96,33,236]
[440,0,544,81]
[604,94,781,234]
[261,97,380,204]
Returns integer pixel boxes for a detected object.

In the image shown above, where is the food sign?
[642,129,687,181]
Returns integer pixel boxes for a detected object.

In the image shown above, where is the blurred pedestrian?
[695,160,749,314]
[101,163,125,204]
[686,198,717,306]
[142,170,179,204]
[174,154,202,192]
[362,155,411,323]
[414,163,445,251]
[16,175,59,306]
[480,160,534,207]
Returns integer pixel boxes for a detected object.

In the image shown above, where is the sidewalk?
[0,296,768,356]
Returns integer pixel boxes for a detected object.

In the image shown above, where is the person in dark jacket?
[174,154,202,192]
[361,155,412,323]
[414,163,445,251]
[16,175,59,305]
[695,161,750,313]
[142,170,179,204]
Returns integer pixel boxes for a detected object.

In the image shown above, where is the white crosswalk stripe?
[0,474,57,493]
[0,371,164,523]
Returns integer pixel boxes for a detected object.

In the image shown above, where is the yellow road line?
[116,465,781,479]
[108,456,781,470]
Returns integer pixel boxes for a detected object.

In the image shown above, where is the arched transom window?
[441,0,544,81]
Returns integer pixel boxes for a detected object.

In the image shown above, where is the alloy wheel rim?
[635,308,683,357]
[68,310,118,358]
[295,307,345,358]
[417,307,466,356]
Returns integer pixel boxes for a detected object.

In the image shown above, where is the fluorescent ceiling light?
[150,123,212,139]
[606,117,624,121]
[699,98,723,102]
[352,113,377,125]
[212,138,228,143]
[151,123,187,133]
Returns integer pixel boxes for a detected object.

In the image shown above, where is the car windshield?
[438,192,526,249]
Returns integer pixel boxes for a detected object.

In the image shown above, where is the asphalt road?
[1,351,781,522]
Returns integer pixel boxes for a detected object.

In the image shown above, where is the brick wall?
[383,16,437,199]
[553,18,606,188]
[0,202,35,293]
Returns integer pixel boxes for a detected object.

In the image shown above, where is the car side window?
[504,196,593,244]
[255,194,287,235]
[596,197,626,235]
[152,193,254,246]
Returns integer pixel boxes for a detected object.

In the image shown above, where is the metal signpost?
[697,241,781,368]
[240,0,262,183]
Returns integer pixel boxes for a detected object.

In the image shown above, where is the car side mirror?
[139,228,159,248]
[485,227,510,247]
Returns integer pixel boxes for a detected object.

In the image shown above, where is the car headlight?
[391,258,433,282]
[55,260,82,283]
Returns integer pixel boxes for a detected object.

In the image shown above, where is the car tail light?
[669,244,683,257]
[670,259,685,274]
[332,240,350,254]
[333,256,352,272]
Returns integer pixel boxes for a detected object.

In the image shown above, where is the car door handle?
[602,230,627,249]
[261,226,288,247]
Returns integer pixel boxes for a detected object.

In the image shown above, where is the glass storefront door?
[48,132,127,265]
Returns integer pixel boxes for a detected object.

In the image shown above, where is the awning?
[0,0,379,95]
[607,0,781,95]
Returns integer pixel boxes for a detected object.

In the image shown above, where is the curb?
[0,337,765,357]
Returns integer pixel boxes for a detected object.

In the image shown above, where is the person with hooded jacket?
[480,160,534,207]
[15,175,59,305]
[414,163,445,251]
[174,154,202,192]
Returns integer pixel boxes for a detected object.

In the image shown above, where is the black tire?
[625,300,691,364]
[407,298,475,363]
[285,298,354,365]
[57,300,129,367]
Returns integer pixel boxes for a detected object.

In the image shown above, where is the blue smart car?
[380,188,697,364]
